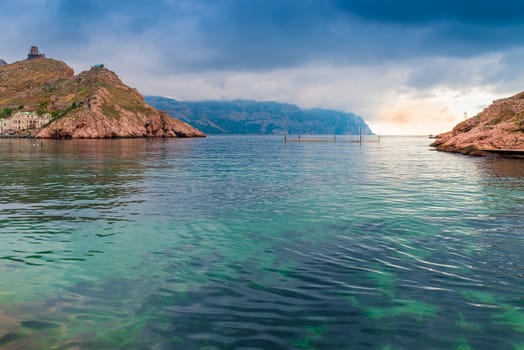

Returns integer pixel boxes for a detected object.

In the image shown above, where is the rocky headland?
[0,57,204,139]
[431,91,524,156]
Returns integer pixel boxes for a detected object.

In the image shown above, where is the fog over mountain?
[146,96,373,135]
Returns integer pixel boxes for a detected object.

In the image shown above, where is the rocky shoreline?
[431,91,524,156]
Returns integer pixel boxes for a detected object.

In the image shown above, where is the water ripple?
[0,137,522,349]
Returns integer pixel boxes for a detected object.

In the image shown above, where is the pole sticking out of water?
[359,128,362,146]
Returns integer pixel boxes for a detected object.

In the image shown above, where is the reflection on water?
[0,136,523,349]
[477,157,524,178]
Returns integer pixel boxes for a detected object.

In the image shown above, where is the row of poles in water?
[283,129,379,144]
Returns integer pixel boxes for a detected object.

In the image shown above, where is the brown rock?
[431,92,524,156]
[0,58,205,139]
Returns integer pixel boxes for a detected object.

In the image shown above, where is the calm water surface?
[0,136,523,349]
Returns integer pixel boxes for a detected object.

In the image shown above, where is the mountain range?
[146,96,373,135]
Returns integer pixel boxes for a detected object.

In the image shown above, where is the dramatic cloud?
[1,0,524,133]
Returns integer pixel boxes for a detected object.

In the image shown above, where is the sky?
[2,0,524,134]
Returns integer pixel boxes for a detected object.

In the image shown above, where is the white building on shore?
[0,111,52,134]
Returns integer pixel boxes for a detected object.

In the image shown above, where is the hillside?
[0,59,6,66]
[0,58,204,139]
[431,91,524,155]
[146,96,373,135]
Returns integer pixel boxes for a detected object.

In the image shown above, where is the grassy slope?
[1,59,152,121]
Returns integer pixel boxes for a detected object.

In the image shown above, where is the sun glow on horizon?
[367,87,500,135]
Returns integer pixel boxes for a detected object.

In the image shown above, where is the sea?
[0,135,522,350]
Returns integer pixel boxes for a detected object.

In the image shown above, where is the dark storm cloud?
[190,0,524,70]
[2,0,524,73]
[170,0,524,71]
[334,0,524,24]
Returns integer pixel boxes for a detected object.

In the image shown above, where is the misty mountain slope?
[146,96,373,135]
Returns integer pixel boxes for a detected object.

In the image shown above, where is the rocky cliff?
[0,58,204,138]
[0,59,6,66]
[431,91,524,155]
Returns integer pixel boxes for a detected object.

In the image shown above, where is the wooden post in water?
[359,128,362,145]
[334,135,337,143]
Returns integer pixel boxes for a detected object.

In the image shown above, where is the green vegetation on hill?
[0,59,154,121]
[0,58,75,114]
[145,96,374,135]
[0,58,205,138]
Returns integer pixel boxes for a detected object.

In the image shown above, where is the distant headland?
[145,96,374,136]
[0,46,205,139]
[431,91,524,157]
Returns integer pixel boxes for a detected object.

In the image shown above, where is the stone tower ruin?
[27,46,46,60]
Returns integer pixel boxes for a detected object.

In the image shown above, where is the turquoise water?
[0,136,523,349]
